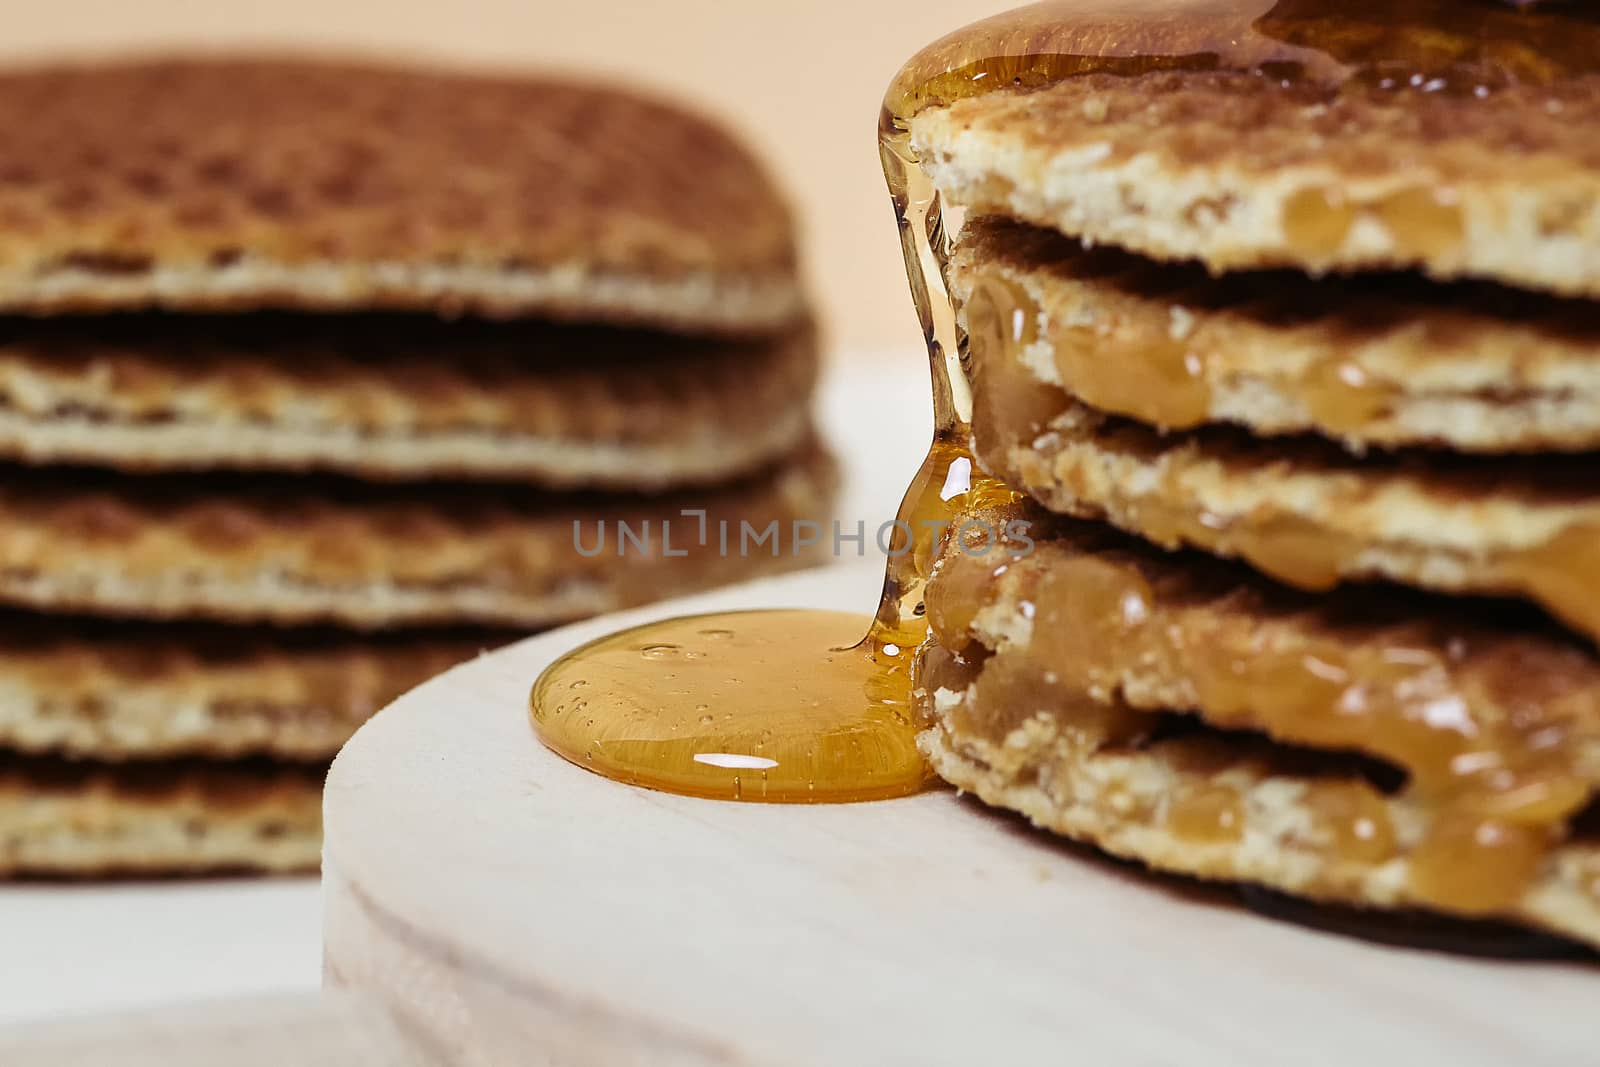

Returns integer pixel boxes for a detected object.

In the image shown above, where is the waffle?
[920,689,1600,951]
[0,443,836,630]
[951,217,1600,454]
[913,65,1600,298]
[0,757,322,875]
[916,516,1600,947]
[0,57,803,331]
[0,314,816,484]
[972,342,1600,645]
[0,615,492,761]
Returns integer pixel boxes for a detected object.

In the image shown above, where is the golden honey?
[533,611,929,802]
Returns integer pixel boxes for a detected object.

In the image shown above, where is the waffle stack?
[0,58,829,874]
[911,10,1600,946]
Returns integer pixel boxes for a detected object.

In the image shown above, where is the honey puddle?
[532,610,926,802]
[531,0,1600,860]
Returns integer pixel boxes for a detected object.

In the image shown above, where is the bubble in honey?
[532,610,932,803]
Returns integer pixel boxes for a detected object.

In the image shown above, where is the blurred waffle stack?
[0,58,829,874]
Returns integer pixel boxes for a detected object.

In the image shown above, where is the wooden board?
[322,560,1599,1066]
[0,992,436,1067]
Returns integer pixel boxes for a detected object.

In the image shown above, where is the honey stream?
[530,129,1019,799]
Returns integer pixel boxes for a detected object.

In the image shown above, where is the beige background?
[0,0,1015,353]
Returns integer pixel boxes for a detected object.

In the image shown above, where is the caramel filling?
[1305,780,1397,866]
[1407,815,1556,916]
[924,539,1599,915]
[921,620,1404,888]
[1282,185,1465,262]
[967,275,1214,433]
[968,331,1600,643]
[1165,785,1248,844]
[962,261,1418,440]
[1135,468,1600,646]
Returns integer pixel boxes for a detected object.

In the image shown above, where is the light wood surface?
[322,561,1599,1066]
[0,990,437,1066]
[0,360,930,1059]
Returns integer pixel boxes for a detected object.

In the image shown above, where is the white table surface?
[0,349,933,1025]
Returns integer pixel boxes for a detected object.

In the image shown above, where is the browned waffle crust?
[916,516,1600,947]
[0,756,323,875]
[0,57,804,330]
[951,216,1600,453]
[0,615,494,760]
[0,443,837,629]
[0,314,817,484]
[914,67,1600,297]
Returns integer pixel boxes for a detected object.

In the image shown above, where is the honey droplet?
[532,610,931,803]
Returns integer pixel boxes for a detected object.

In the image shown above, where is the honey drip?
[528,0,1040,801]
[531,430,1018,802]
